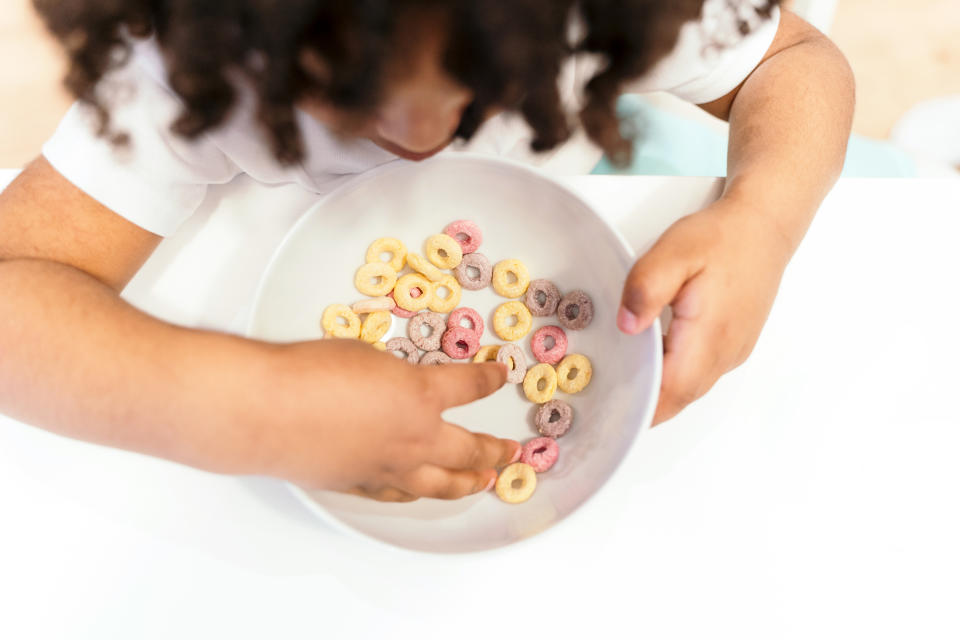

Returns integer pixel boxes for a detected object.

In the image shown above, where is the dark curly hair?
[33,0,779,166]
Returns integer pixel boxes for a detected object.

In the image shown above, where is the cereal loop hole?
[511,478,523,489]
[566,304,580,320]
[507,314,518,327]
[336,316,347,326]
[410,287,423,298]
[536,291,546,305]
[438,248,448,258]
[567,367,579,380]
[456,340,468,350]
[534,446,547,455]
[537,378,547,392]
[507,271,518,284]
[455,232,468,242]
[379,251,393,263]
[543,335,556,350]
[436,286,450,300]
[467,266,480,280]
[549,410,560,422]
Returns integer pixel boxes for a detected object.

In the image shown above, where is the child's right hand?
[247,338,520,502]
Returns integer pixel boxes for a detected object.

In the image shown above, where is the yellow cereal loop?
[372,341,387,351]
[556,353,592,394]
[492,259,531,298]
[321,304,361,339]
[495,463,537,504]
[428,274,462,314]
[360,311,392,343]
[406,252,445,282]
[523,363,558,403]
[425,234,463,270]
[354,262,398,297]
[493,301,533,341]
[365,237,407,272]
[472,345,501,363]
[393,273,433,311]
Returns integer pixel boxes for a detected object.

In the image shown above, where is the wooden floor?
[1,0,958,167]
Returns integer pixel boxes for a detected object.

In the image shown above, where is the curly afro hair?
[33,0,779,166]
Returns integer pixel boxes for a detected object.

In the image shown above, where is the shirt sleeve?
[624,0,781,104]
[42,47,240,237]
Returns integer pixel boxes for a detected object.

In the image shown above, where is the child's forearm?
[0,257,273,473]
[719,13,855,256]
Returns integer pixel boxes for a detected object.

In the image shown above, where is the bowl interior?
[248,155,661,553]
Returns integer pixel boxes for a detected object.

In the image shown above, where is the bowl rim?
[245,152,663,555]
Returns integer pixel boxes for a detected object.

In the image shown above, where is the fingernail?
[483,475,496,492]
[617,306,640,334]
[509,444,522,464]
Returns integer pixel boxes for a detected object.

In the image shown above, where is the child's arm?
[617,10,855,423]
[0,158,518,500]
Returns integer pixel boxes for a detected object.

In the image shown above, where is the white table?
[2,169,959,639]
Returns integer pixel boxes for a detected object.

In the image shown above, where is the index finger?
[427,422,521,471]
[424,360,507,408]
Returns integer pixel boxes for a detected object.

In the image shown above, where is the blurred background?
[1,0,958,172]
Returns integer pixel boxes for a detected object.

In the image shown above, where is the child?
[0,0,853,502]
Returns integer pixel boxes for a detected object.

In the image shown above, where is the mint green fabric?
[592,94,916,178]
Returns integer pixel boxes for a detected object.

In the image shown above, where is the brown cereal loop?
[535,399,574,438]
[420,350,453,366]
[492,259,530,298]
[556,353,592,393]
[556,289,594,330]
[427,274,462,314]
[321,304,361,339]
[453,252,493,290]
[365,237,407,272]
[425,234,463,270]
[493,301,533,341]
[407,311,446,352]
[524,279,561,317]
[393,273,433,311]
[354,262,398,297]
[385,337,420,364]
[496,343,527,384]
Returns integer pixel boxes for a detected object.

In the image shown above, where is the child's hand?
[616,198,792,425]
[253,339,520,501]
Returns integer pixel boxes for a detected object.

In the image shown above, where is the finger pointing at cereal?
[423,360,508,408]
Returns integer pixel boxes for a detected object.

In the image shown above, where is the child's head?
[35,0,776,165]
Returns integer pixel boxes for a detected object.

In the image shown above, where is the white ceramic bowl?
[247,154,661,553]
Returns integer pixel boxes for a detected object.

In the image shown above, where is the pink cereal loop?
[520,437,559,473]
[443,220,483,254]
[441,326,480,360]
[531,325,568,365]
[388,291,415,318]
[447,307,484,338]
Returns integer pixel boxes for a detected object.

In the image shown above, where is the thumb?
[425,360,508,408]
[618,231,702,335]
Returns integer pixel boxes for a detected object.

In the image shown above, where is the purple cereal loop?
[496,343,527,384]
[443,220,483,254]
[534,399,573,438]
[407,311,446,352]
[384,337,420,364]
[520,437,560,473]
[453,252,492,291]
[556,289,594,330]
[441,326,480,360]
[420,350,453,366]
[524,279,562,317]
[447,307,484,338]
[531,325,568,365]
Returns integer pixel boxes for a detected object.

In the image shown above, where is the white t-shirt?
[43,1,780,237]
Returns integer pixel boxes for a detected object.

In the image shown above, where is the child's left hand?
[616,196,794,425]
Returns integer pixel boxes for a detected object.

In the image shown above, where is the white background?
[1,171,959,638]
